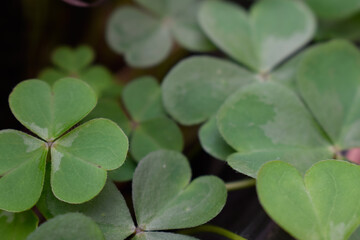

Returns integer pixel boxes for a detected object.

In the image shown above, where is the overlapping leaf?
[257,160,360,240]
[0,210,38,240]
[305,0,360,20]
[106,0,213,67]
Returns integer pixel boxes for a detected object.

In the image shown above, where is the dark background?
[1,1,293,239]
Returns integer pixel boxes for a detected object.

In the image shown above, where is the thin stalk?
[179,225,247,240]
[225,179,256,191]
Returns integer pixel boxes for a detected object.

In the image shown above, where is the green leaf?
[350,227,360,240]
[123,76,165,122]
[134,0,167,16]
[106,7,172,68]
[109,157,137,182]
[0,130,47,212]
[83,98,131,136]
[257,160,360,240]
[9,78,97,141]
[199,0,315,72]
[217,82,333,177]
[38,180,135,240]
[38,68,67,86]
[51,118,128,203]
[162,56,256,125]
[316,13,360,41]
[130,117,183,162]
[51,45,94,73]
[298,40,360,150]
[132,150,227,230]
[132,232,198,240]
[0,210,38,240]
[78,66,113,97]
[305,0,360,20]
[199,116,235,161]
[27,213,104,240]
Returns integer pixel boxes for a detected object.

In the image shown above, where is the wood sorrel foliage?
[0,78,128,212]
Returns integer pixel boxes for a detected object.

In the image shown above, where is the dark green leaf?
[0,210,38,240]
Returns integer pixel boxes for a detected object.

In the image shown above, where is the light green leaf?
[0,210,38,240]
[123,76,165,122]
[83,98,131,136]
[51,118,128,203]
[133,150,227,230]
[132,232,198,240]
[38,68,67,86]
[9,78,97,141]
[130,117,183,162]
[109,157,137,182]
[257,160,360,240]
[162,56,256,125]
[106,7,172,68]
[217,82,333,177]
[38,180,135,240]
[51,45,94,73]
[298,40,360,149]
[199,0,315,72]
[79,66,113,97]
[305,0,360,20]
[27,213,104,240]
[199,116,235,161]
[0,130,47,212]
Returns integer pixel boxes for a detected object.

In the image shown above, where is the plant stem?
[225,179,256,191]
[179,225,247,240]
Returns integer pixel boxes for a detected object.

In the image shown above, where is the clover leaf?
[27,213,104,240]
[257,160,360,240]
[86,76,183,163]
[217,40,360,177]
[37,150,227,240]
[0,210,38,240]
[38,45,113,97]
[199,0,315,72]
[0,78,128,212]
[106,0,214,68]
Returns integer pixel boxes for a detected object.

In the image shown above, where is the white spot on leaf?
[52,149,63,173]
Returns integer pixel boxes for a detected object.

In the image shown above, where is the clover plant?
[37,150,227,240]
[0,78,128,211]
[106,0,214,67]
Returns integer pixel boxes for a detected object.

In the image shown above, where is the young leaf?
[38,68,67,86]
[123,76,165,122]
[106,7,172,68]
[130,117,183,162]
[304,0,360,20]
[38,180,135,240]
[9,78,97,141]
[199,0,315,72]
[0,210,38,240]
[217,82,333,177]
[51,45,94,73]
[83,98,131,136]
[298,40,360,150]
[0,130,47,212]
[257,160,360,240]
[27,213,104,240]
[132,232,198,240]
[51,118,128,203]
[199,116,235,161]
[162,56,256,125]
[132,150,227,230]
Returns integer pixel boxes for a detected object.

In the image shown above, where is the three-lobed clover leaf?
[27,213,105,240]
[257,160,360,240]
[38,45,113,97]
[86,76,184,163]
[0,210,38,240]
[217,39,360,177]
[37,150,227,240]
[0,78,128,212]
[106,0,214,68]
